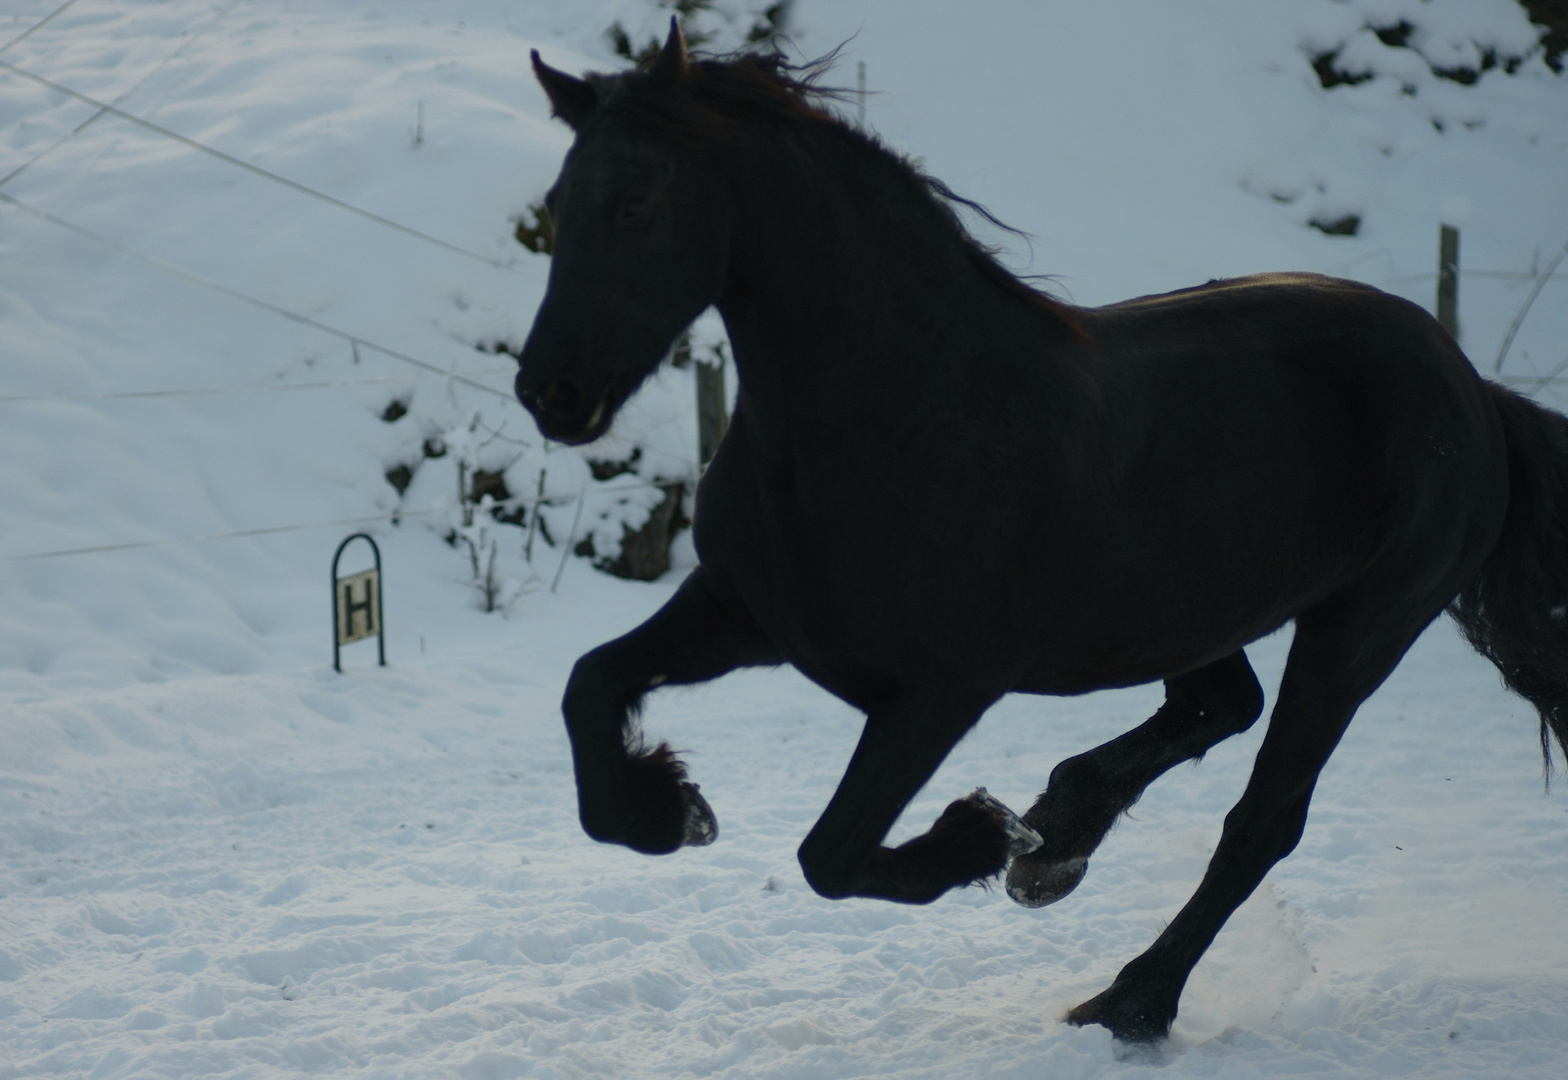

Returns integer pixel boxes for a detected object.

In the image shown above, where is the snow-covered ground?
[2,1,1566,1076]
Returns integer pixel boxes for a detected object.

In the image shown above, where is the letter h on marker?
[332,533,385,672]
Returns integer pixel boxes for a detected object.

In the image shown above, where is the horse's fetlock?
[616,745,695,854]
[578,808,621,845]
[797,842,857,900]
[801,873,854,902]
[1068,981,1178,1043]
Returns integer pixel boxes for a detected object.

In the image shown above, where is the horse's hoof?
[1066,985,1174,1043]
[681,783,718,846]
[1005,852,1087,908]
[967,787,1043,859]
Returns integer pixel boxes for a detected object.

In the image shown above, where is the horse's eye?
[621,195,651,221]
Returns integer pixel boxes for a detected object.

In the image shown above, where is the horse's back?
[1085,272,1497,494]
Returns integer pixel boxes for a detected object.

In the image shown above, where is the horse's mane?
[594,50,1081,331]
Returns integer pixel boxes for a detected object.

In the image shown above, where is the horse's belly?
[695,433,1307,702]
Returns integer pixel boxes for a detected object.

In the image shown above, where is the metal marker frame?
[332,532,385,672]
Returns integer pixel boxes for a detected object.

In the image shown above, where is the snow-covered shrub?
[1305,0,1556,89]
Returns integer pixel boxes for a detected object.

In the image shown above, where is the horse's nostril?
[538,378,582,418]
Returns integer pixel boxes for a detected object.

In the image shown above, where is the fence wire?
[3,477,695,563]
[0,0,246,192]
[0,11,698,573]
[0,0,80,57]
[0,56,515,269]
[0,371,515,405]
[0,191,514,401]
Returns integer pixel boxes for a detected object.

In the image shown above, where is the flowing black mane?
[591,50,1081,330]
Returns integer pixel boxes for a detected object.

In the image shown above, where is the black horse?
[515,24,1568,1042]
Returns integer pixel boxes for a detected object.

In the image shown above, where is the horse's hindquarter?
[1039,275,1505,683]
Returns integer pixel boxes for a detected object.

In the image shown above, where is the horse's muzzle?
[515,372,609,444]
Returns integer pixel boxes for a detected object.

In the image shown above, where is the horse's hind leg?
[561,565,781,855]
[1066,601,1442,1042]
[1007,650,1264,907]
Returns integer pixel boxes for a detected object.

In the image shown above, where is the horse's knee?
[562,648,625,724]
[561,652,598,725]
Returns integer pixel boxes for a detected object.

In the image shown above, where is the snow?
[2,1,1566,1076]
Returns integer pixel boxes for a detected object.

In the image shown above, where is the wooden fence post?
[1437,224,1459,339]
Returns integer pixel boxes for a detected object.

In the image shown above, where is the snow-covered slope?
[2,2,1566,1076]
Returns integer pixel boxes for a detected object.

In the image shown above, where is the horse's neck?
[715,129,1018,409]
[710,125,1098,481]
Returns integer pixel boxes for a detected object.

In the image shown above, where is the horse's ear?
[649,16,689,84]
[532,50,598,130]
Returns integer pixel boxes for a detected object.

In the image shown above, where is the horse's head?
[518,22,733,444]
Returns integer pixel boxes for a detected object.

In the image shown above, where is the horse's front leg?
[562,566,780,855]
[798,688,1042,904]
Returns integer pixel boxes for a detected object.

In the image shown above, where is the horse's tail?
[1450,382,1568,782]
